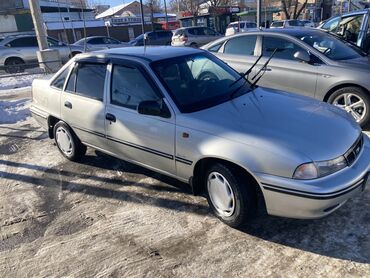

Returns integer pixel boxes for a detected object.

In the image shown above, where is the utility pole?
[29,0,48,50]
[164,0,168,24]
[257,0,261,28]
[139,0,145,34]
[29,0,61,72]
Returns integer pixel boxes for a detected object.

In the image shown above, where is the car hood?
[178,87,361,162]
[335,57,370,72]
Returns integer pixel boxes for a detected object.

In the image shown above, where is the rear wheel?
[205,163,257,228]
[53,121,86,161]
[328,86,370,127]
[5,57,25,74]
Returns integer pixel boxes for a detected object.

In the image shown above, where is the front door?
[105,61,176,176]
[61,60,107,149]
[257,35,318,98]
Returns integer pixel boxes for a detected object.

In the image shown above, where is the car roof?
[92,46,201,62]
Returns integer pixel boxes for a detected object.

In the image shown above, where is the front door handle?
[64,101,72,109]
[106,113,116,122]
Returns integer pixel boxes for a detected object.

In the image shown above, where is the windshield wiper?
[250,48,278,88]
[228,53,263,88]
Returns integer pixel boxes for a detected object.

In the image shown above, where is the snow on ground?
[0,73,52,91]
[0,98,30,124]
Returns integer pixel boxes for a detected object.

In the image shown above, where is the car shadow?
[1,146,370,263]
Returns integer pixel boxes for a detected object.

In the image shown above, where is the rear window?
[224,35,257,55]
[65,63,107,101]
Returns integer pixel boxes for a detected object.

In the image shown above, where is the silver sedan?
[30,47,370,228]
[202,29,370,127]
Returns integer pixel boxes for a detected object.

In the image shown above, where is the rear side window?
[111,65,159,110]
[88,37,105,44]
[224,35,257,55]
[9,37,38,47]
[188,28,206,36]
[271,21,283,27]
[51,65,71,90]
[65,63,107,101]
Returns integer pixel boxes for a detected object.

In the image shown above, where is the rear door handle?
[106,113,116,122]
[64,101,72,109]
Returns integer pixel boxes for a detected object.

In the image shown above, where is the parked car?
[317,9,370,54]
[202,28,370,126]
[129,30,173,46]
[30,47,370,228]
[301,20,315,28]
[225,21,257,36]
[0,34,84,73]
[171,27,222,48]
[73,36,129,51]
[270,19,305,28]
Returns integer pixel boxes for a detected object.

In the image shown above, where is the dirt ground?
[1,90,370,277]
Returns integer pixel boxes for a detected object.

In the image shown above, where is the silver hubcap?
[55,127,73,156]
[207,172,235,217]
[333,93,366,123]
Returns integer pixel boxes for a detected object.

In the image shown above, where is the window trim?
[50,64,73,91]
[109,59,165,113]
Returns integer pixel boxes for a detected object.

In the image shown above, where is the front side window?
[322,16,340,32]
[224,35,257,56]
[262,36,305,60]
[47,37,60,47]
[338,14,365,44]
[111,65,159,110]
[51,65,71,89]
[65,63,106,100]
[151,53,251,113]
[88,38,105,44]
[294,32,363,60]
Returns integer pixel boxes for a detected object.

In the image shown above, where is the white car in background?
[270,20,305,28]
[225,21,257,36]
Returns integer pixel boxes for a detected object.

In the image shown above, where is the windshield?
[151,53,251,113]
[293,32,363,60]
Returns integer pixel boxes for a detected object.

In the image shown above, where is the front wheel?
[205,163,257,228]
[328,87,370,127]
[53,121,86,161]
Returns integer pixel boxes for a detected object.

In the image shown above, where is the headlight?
[293,156,347,180]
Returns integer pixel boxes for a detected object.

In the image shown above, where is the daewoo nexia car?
[30,47,370,228]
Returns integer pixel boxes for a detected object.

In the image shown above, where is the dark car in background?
[73,36,129,51]
[129,30,173,46]
[318,9,370,54]
[202,28,370,126]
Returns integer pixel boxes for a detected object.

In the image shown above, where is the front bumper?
[256,134,370,219]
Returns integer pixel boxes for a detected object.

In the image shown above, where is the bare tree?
[281,0,308,19]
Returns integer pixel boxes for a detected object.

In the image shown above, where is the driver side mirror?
[138,99,171,118]
[294,50,311,63]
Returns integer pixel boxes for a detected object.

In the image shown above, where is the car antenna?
[228,53,263,88]
[143,33,147,55]
[250,48,278,88]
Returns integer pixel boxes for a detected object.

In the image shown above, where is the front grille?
[344,135,363,166]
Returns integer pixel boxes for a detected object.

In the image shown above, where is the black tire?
[327,86,370,127]
[5,57,25,74]
[205,163,257,228]
[53,121,86,161]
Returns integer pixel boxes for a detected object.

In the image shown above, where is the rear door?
[104,60,176,175]
[256,35,318,97]
[61,59,108,149]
